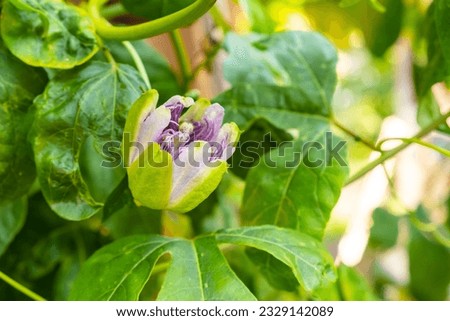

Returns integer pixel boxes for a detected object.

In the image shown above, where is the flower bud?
[123,90,240,212]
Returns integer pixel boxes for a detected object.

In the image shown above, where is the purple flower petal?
[210,122,240,161]
[192,104,224,142]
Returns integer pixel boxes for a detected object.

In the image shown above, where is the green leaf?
[336,265,378,300]
[103,178,162,239]
[70,234,255,300]
[157,236,255,300]
[70,226,335,300]
[238,0,276,34]
[32,61,146,221]
[103,41,182,103]
[313,264,379,300]
[369,208,399,250]
[238,122,347,291]
[1,0,99,69]
[216,226,336,292]
[0,198,27,257]
[415,2,450,95]
[0,192,102,300]
[121,0,195,20]
[360,0,404,57]
[219,31,338,120]
[228,119,293,180]
[435,0,450,67]
[216,31,345,291]
[0,41,47,200]
[241,117,348,240]
[408,219,450,300]
[417,90,450,134]
[245,248,299,292]
[414,2,450,134]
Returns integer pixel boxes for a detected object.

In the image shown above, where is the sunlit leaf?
[1,0,98,69]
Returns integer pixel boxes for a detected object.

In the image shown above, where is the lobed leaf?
[32,61,146,221]
[69,226,335,300]
[69,234,255,300]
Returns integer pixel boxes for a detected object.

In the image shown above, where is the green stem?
[332,117,380,151]
[378,137,450,158]
[88,0,216,41]
[100,2,127,20]
[345,111,450,186]
[170,30,192,91]
[209,4,231,32]
[331,118,381,152]
[0,271,46,301]
[97,37,117,66]
[122,41,151,89]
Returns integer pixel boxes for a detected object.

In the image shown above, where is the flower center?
[158,121,196,159]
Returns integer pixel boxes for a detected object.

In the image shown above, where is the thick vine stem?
[345,111,450,186]
[87,0,217,41]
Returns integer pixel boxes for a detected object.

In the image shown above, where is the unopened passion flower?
[123,90,240,212]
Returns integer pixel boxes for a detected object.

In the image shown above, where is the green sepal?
[128,143,172,210]
[122,89,160,166]
[168,142,229,213]
[179,98,210,123]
